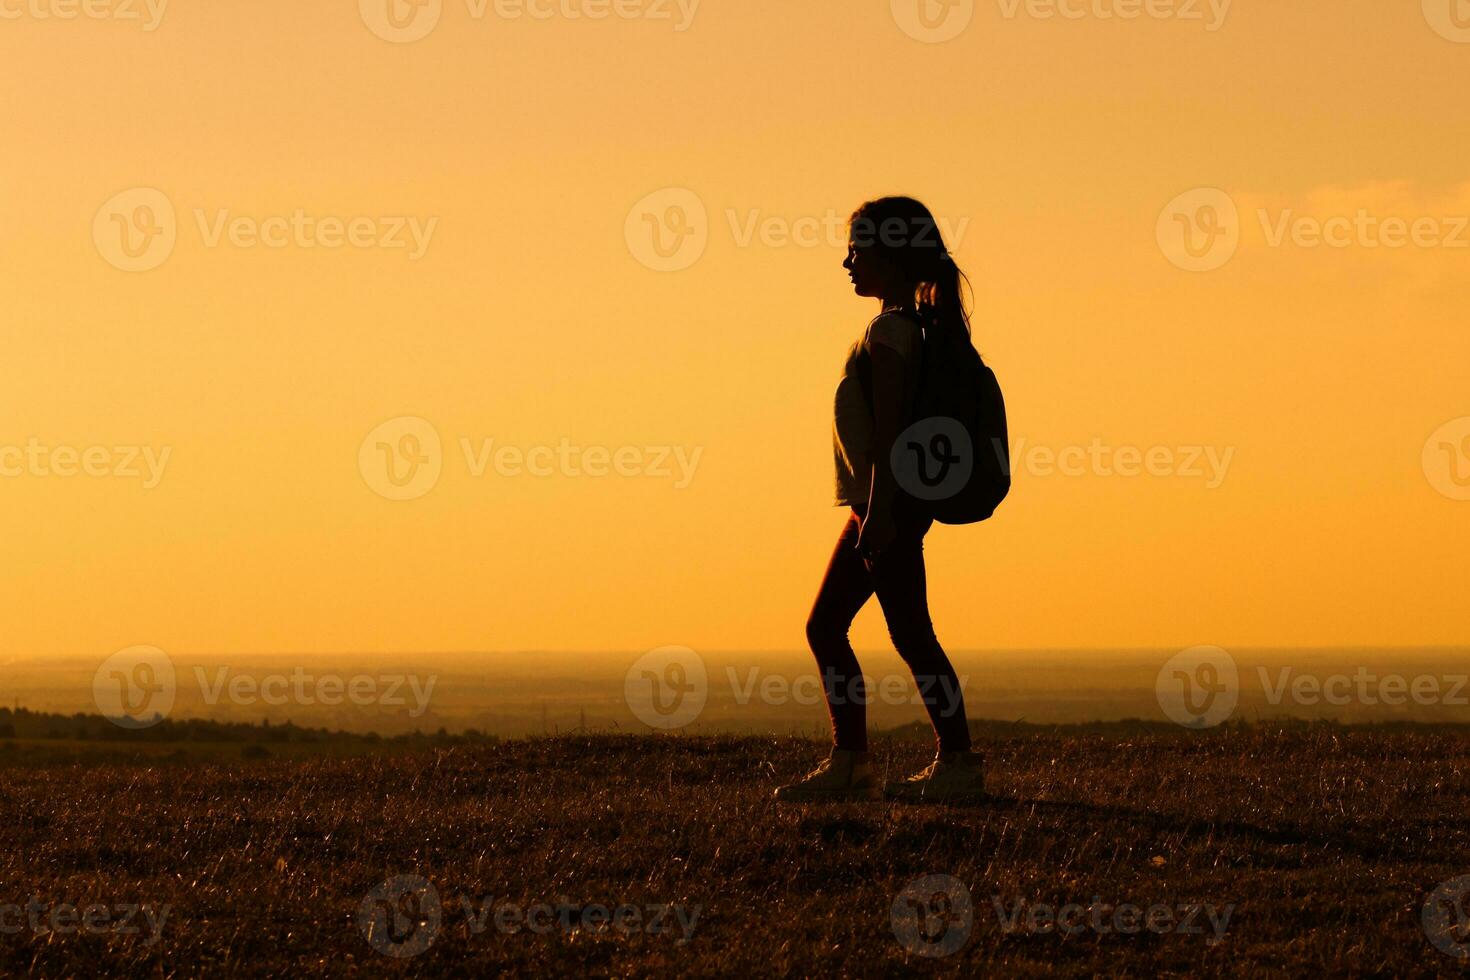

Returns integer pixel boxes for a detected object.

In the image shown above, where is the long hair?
[849,196,973,341]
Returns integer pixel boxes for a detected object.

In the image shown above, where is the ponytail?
[917,250,972,341]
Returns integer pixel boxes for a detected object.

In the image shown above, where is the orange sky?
[2,0,1467,659]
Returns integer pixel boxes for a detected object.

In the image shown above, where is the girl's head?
[843,196,971,335]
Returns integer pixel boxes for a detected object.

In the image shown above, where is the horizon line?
[6,643,1469,661]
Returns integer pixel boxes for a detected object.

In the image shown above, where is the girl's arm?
[859,341,907,559]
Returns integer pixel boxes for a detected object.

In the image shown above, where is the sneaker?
[773,749,882,803]
[887,750,986,803]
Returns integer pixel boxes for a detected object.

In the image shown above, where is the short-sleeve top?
[832,312,923,506]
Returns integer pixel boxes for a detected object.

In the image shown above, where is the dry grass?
[2,728,1468,976]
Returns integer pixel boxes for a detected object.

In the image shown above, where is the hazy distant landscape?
[3,648,1467,736]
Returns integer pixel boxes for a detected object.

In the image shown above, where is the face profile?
[844,241,894,299]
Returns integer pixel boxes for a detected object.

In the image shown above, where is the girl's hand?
[857,510,897,564]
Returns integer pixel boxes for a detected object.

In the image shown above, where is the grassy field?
[2,726,1469,976]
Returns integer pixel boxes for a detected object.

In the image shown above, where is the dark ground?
[3,726,1469,976]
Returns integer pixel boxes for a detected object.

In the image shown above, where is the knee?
[805,610,845,654]
[888,620,940,663]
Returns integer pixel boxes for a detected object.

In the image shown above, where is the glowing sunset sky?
[2,0,1467,658]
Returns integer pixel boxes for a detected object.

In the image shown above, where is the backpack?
[860,312,1011,524]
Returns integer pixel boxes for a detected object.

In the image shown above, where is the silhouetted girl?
[776,197,983,803]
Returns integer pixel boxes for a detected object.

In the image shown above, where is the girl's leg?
[805,511,876,752]
[870,519,973,754]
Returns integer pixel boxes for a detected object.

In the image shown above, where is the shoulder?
[865,312,921,356]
